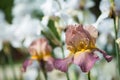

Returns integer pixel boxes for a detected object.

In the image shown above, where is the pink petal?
[45,57,55,71]
[73,50,99,72]
[84,25,98,39]
[28,38,52,55]
[95,48,113,62]
[66,24,91,51]
[22,59,32,72]
[54,56,73,72]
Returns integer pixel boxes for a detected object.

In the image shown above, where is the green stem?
[88,71,91,80]
[61,46,70,80]
[2,65,7,80]
[43,71,47,80]
[37,71,41,80]
[73,71,78,80]
[7,54,17,80]
[41,61,48,80]
[1,56,8,80]
[114,16,120,77]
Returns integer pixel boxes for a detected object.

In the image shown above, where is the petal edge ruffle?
[73,50,99,72]
[54,56,73,72]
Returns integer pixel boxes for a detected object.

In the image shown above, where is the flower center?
[31,55,41,60]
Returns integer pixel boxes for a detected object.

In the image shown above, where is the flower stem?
[1,54,8,80]
[114,15,120,77]
[7,53,17,80]
[44,71,48,80]
[88,71,91,80]
[37,71,41,80]
[61,46,70,80]
[41,61,48,80]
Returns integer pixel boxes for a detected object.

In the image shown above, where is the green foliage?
[31,9,44,20]
[48,19,60,40]
[0,0,13,23]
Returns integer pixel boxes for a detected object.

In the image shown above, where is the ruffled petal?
[45,57,55,71]
[22,59,32,72]
[95,48,112,62]
[54,56,73,72]
[73,50,99,72]
[84,25,98,39]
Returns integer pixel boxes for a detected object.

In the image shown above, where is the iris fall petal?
[22,59,32,72]
[54,56,73,72]
[73,50,99,72]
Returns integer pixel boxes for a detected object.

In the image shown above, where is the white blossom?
[23,60,40,80]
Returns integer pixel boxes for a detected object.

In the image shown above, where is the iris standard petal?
[54,56,73,72]
[84,25,98,43]
[73,50,99,72]
[66,24,91,51]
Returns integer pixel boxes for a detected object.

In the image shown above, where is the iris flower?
[22,38,54,72]
[54,24,112,72]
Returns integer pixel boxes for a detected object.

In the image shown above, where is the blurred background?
[0,0,119,80]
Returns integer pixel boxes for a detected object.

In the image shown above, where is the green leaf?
[0,0,13,23]
[48,19,60,40]
[41,28,61,48]
[31,9,44,20]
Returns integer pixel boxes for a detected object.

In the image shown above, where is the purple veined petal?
[45,61,54,71]
[22,59,32,72]
[54,55,73,72]
[45,57,55,71]
[95,48,113,62]
[73,50,99,72]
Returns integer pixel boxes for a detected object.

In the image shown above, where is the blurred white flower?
[97,60,116,80]
[12,3,31,17]
[0,0,51,49]
[98,18,114,34]
[61,31,65,42]
[40,0,95,31]
[41,0,59,16]
[78,10,96,25]
[0,40,2,51]
[41,16,49,27]
[53,47,63,58]
[96,33,108,49]
[96,18,114,50]
[99,0,111,13]
[93,0,111,28]
[23,60,40,80]
[23,37,37,48]
[84,0,95,9]
[0,11,11,50]
[92,0,115,51]
[55,11,76,28]
[53,45,69,58]
[0,10,5,21]
[65,0,81,9]
[10,40,22,48]
[114,0,120,15]
[93,12,110,28]
[13,0,45,17]
[15,15,41,38]
[10,15,42,48]
[65,0,94,9]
